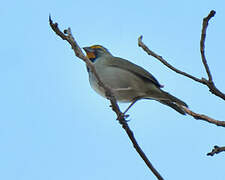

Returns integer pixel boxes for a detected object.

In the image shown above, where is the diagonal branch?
[138,35,204,84]
[207,145,225,156]
[49,15,164,180]
[182,106,225,127]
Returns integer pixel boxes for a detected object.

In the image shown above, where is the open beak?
[83,47,96,59]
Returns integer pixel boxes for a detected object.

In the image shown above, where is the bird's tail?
[158,90,188,115]
[157,99,186,115]
[146,89,188,115]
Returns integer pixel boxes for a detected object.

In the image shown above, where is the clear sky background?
[1,0,225,180]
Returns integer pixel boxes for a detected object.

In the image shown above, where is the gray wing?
[105,57,163,88]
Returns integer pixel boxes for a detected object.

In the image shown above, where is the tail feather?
[159,90,187,115]
[145,89,188,115]
[160,90,188,107]
[158,100,186,115]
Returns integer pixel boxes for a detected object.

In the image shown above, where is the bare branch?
[200,10,215,82]
[138,10,225,101]
[207,145,225,156]
[199,10,225,100]
[138,37,225,127]
[49,15,164,180]
[138,34,225,126]
[138,10,225,125]
[182,106,225,127]
[138,36,204,84]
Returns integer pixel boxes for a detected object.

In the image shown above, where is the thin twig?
[49,15,164,180]
[182,106,225,127]
[200,10,215,82]
[138,36,204,84]
[199,10,225,100]
[207,145,225,156]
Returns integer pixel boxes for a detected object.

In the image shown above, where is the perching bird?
[83,45,188,115]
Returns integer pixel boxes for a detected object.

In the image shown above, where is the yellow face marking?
[90,45,104,49]
[86,51,96,59]
[90,45,108,53]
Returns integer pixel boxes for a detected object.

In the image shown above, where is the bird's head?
[83,45,112,62]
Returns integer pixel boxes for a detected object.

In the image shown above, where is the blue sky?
[1,0,225,180]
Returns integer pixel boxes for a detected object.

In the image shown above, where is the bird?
[83,45,188,115]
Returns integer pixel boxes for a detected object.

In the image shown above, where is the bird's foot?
[117,113,130,124]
